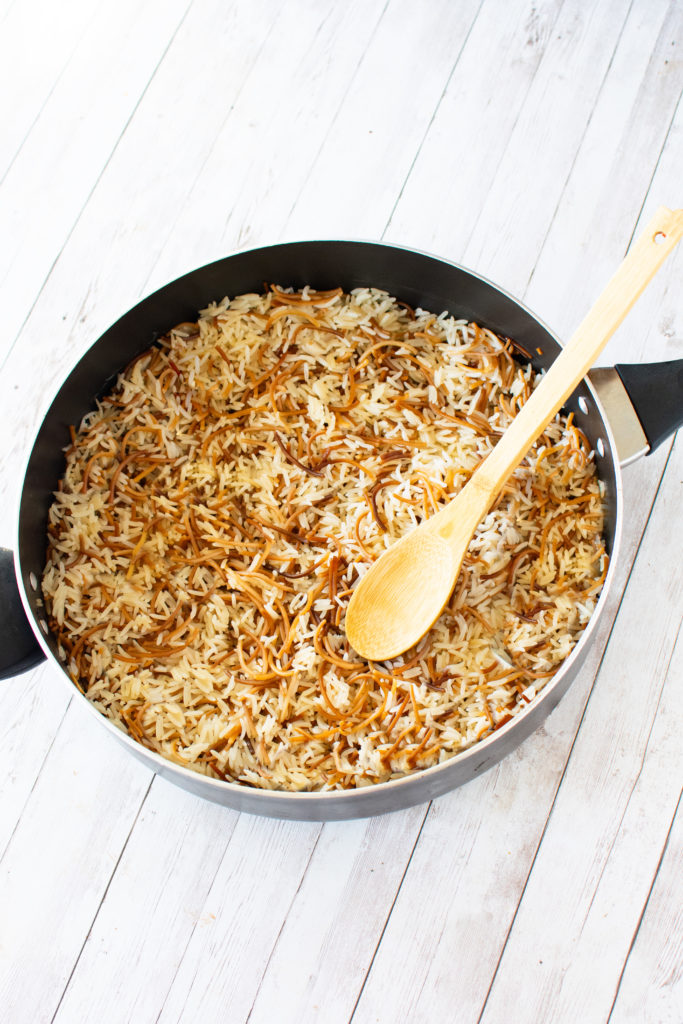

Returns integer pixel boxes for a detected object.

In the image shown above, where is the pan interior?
[18,240,618,690]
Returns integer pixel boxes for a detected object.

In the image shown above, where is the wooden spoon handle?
[468,206,683,502]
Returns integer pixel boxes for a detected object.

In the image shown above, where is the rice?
[41,286,607,791]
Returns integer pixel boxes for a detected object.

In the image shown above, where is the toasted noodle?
[42,287,607,791]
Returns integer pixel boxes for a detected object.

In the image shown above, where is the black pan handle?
[0,547,46,679]
[616,358,683,453]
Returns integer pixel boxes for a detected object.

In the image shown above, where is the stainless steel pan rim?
[10,237,677,821]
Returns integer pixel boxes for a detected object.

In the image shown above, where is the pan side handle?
[589,359,683,466]
[0,548,46,679]
[615,358,683,453]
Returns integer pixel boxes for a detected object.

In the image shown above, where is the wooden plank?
[0,664,70,857]
[0,0,18,24]
[143,0,476,291]
[0,0,191,366]
[609,790,683,1023]
[0,0,273,376]
[456,0,647,295]
[51,779,241,1024]
[155,815,324,1024]
[478,432,683,1024]
[0,0,95,177]
[0,698,153,1024]
[280,0,493,244]
[383,0,565,253]
[238,807,427,1024]
[524,0,683,359]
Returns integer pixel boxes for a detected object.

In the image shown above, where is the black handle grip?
[616,358,683,453]
[0,547,46,679]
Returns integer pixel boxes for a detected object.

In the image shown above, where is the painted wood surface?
[0,1,681,1021]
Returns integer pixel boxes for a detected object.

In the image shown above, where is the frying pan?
[2,241,682,820]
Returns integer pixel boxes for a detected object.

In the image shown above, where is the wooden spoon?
[345,206,683,661]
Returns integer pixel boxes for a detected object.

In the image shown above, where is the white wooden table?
[1,1,681,1021]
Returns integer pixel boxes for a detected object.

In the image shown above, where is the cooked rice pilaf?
[42,286,607,790]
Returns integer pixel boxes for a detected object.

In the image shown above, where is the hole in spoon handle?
[471,205,683,500]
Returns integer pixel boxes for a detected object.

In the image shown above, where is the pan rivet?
[578,396,588,415]
[596,438,605,457]
[40,619,49,634]
[29,572,38,591]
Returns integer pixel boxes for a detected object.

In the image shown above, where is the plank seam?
[447,0,571,265]
[577,613,682,930]
[0,0,197,378]
[48,772,157,1024]
[137,4,283,300]
[151,798,245,1024]
[281,0,392,232]
[522,0,638,298]
[347,801,432,1024]
[243,825,325,1024]
[606,785,683,1021]
[381,0,487,240]
[0,689,73,865]
[0,2,99,189]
